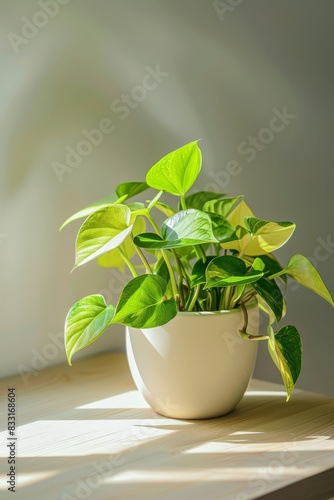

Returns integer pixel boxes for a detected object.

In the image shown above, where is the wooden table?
[0,352,333,500]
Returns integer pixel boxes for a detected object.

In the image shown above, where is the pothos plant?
[61,141,334,400]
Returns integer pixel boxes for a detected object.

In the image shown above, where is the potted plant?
[61,141,333,419]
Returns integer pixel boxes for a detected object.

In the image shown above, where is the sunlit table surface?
[0,352,333,500]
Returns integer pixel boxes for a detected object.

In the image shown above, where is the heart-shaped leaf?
[286,254,334,306]
[65,295,115,365]
[267,325,302,401]
[221,202,295,256]
[113,275,177,328]
[74,205,133,268]
[205,255,264,288]
[146,141,202,196]
[251,277,283,323]
[242,216,296,255]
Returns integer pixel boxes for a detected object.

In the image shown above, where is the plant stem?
[228,286,240,309]
[205,290,212,310]
[239,331,269,341]
[220,286,233,310]
[132,239,153,274]
[210,287,219,310]
[173,252,191,287]
[239,301,268,340]
[145,212,179,302]
[240,302,248,332]
[187,285,200,311]
[215,244,221,256]
[147,190,164,211]
[161,250,179,302]
[173,251,186,308]
[241,291,257,305]
[268,270,286,280]
[117,248,138,277]
[180,195,187,210]
[194,245,207,263]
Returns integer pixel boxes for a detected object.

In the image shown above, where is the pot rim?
[176,299,258,316]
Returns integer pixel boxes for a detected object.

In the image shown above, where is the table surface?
[0,352,334,500]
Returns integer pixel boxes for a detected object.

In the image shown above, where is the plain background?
[0,0,333,395]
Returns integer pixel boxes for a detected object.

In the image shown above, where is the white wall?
[0,0,333,394]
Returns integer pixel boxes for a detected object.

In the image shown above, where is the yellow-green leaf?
[286,254,334,306]
[146,141,202,196]
[59,193,123,230]
[267,325,302,401]
[65,295,115,365]
[98,217,146,270]
[74,205,132,268]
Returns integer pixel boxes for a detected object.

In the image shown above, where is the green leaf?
[116,181,149,198]
[146,141,202,196]
[161,209,218,244]
[191,256,216,287]
[286,254,334,306]
[97,216,146,270]
[65,295,115,365]
[205,255,264,288]
[74,205,133,268]
[182,191,226,210]
[113,275,177,328]
[59,193,122,230]
[251,277,283,322]
[267,325,302,401]
[134,209,218,249]
[203,196,242,218]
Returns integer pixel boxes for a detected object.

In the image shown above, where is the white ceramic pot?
[126,302,259,419]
